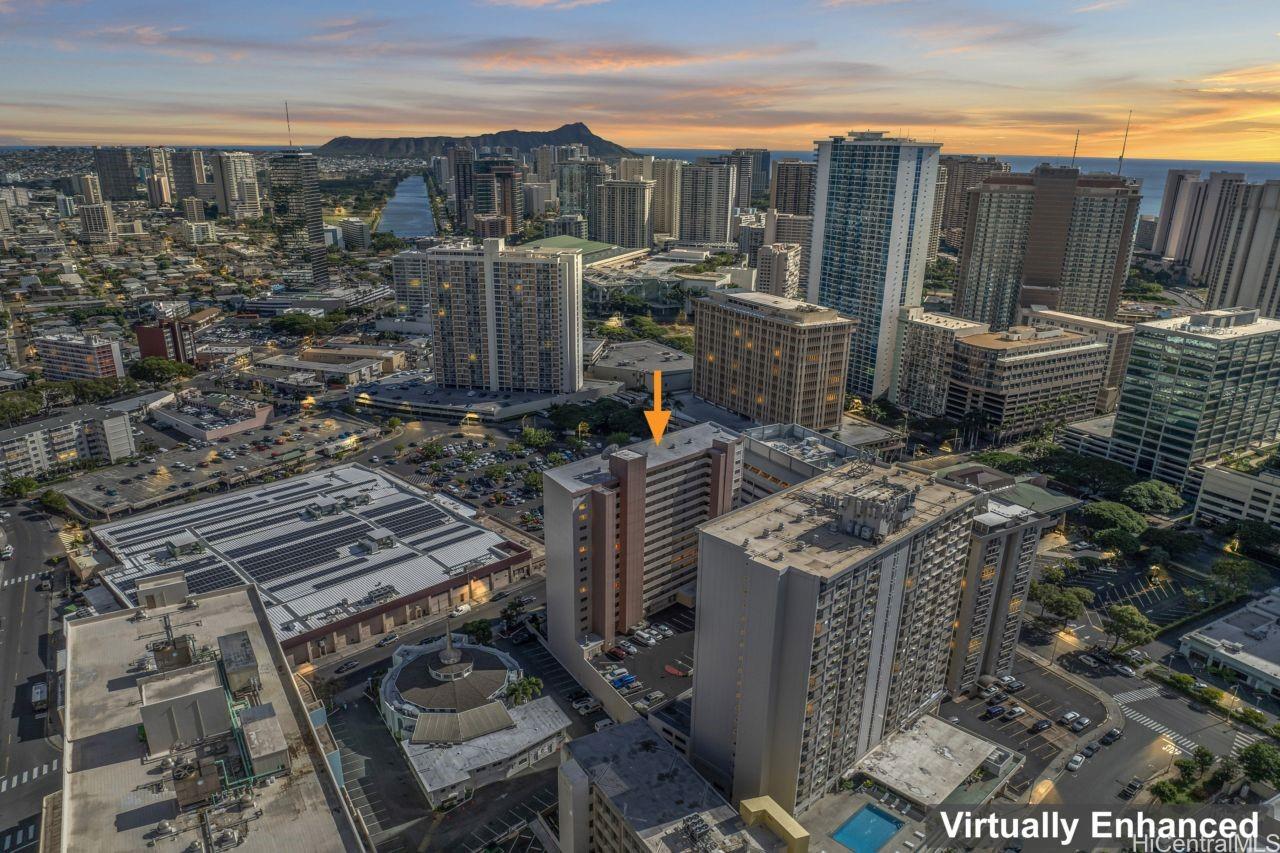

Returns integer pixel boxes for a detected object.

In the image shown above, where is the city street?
[0,505,67,852]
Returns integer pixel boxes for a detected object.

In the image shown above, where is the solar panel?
[312,551,419,592]
[223,516,355,558]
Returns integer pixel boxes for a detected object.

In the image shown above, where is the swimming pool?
[831,804,904,853]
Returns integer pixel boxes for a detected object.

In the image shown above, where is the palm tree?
[506,676,544,706]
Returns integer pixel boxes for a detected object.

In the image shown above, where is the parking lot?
[587,604,697,714]
[1065,560,1200,627]
[61,410,378,517]
[944,657,1106,792]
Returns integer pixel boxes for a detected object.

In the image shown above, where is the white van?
[448,602,472,618]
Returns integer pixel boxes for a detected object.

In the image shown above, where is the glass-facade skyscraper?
[809,131,941,399]
[1109,308,1280,493]
[267,150,329,288]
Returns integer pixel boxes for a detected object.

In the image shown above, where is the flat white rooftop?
[61,585,360,852]
[95,464,512,640]
[855,715,1007,806]
[1182,589,1280,684]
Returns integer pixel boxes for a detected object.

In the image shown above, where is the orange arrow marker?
[644,370,672,445]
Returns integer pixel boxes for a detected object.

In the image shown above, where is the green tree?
[1192,745,1217,775]
[1239,741,1280,785]
[606,431,631,446]
[385,416,403,431]
[521,427,553,450]
[522,470,543,493]
[128,357,196,385]
[3,476,38,498]
[1149,780,1187,804]
[505,675,543,706]
[39,489,69,514]
[501,600,526,630]
[483,464,508,481]
[1233,521,1280,556]
[1081,501,1147,537]
[970,451,1034,475]
[1120,481,1183,515]
[1040,563,1066,585]
[1095,527,1142,555]
[461,618,493,645]
[1211,557,1263,598]
[546,451,567,466]
[1101,604,1157,650]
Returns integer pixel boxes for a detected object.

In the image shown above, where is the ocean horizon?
[635,148,1280,218]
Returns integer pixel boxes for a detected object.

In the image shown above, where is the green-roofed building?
[523,235,646,267]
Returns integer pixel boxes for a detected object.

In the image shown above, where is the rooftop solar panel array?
[94,465,512,638]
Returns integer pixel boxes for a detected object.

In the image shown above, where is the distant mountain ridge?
[316,122,633,158]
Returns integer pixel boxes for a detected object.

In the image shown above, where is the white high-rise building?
[810,131,942,399]
[678,163,735,244]
[651,158,682,237]
[690,461,976,813]
[78,173,102,205]
[408,238,583,393]
[211,151,258,219]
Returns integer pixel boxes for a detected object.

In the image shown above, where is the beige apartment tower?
[545,424,743,658]
[1017,306,1134,413]
[769,159,815,217]
[592,179,654,249]
[419,238,583,393]
[754,243,803,299]
[690,461,977,813]
[679,163,735,244]
[937,155,1010,250]
[954,165,1141,329]
[651,158,682,237]
[693,290,854,430]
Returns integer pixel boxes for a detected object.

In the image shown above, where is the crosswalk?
[1232,729,1264,756]
[0,824,36,851]
[1119,705,1201,754]
[0,574,37,588]
[0,759,58,795]
[1112,686,1162,704]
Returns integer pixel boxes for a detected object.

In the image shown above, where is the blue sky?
[1,0,1278,159]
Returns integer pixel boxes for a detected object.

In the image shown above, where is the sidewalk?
[1018,646,1124,803]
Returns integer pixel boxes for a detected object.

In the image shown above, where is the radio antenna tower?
[1070,129,1080,167]
[285,100,294,148]
[1117,110,1132,175]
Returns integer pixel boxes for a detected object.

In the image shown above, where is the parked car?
[1004,706,1026,719]
[1082,742,1100,758]
[618,640,639,654]
[1079,655,1100,668]
[999,675,1016,686]
[644,690,665,704]
[449,603,472,618]
[1031,719,1053,733]
[652,623,675,638]
[516,594,536,606]
[1114,664,1137,677]
[978,685,1000,699]
[1005,680,1026,692]
[593,719,615,732]
[1119,778,1144,799]
[606,647,629,661]
[375,633,399,648]
[1100,727,1123,745]
[1059,710,1080,725]
[984,705,1006,719]
[632,632,658,647]
[574,699,601,716]
[1067,753,1085,771]
[1070,716,1092,732]
[334,660,359,675]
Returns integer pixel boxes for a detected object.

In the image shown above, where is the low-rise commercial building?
[379,634,571,808]
[56,581,361,852]
[151,392,272,441]
[299,345,407,375]
[586,340,693,393]
[255,354,382,386]
[1194,452,1280,528]
[94,464,534,665]
[1180,590,1280,701]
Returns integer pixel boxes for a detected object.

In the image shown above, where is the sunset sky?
[2,0,1278,160]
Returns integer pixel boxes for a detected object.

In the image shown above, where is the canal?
[375,174,436,238]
